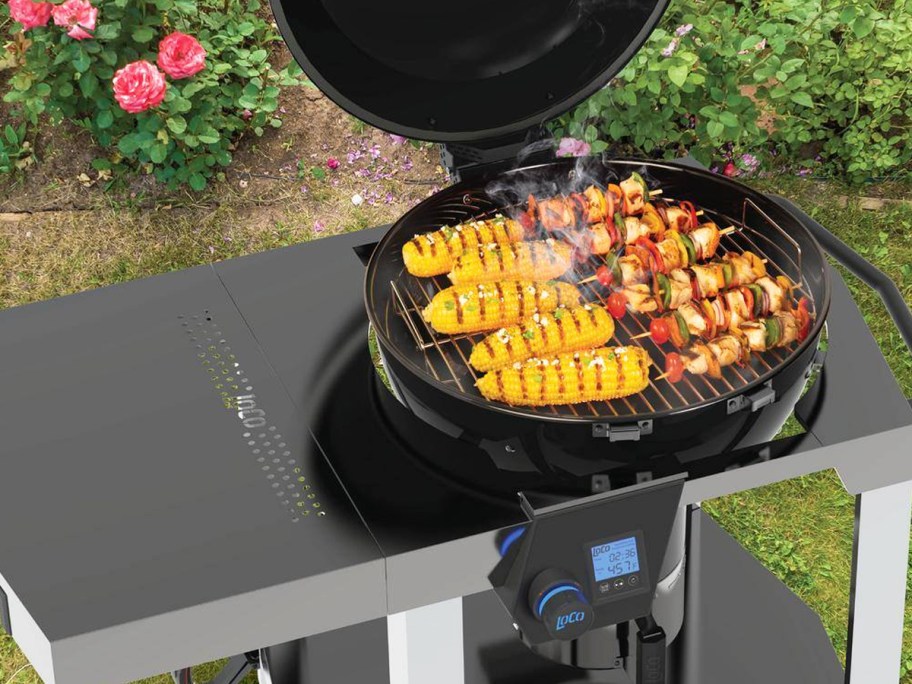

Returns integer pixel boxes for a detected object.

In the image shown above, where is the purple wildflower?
[402,156,414,172]
[314,220,326,233]
[661,38,679,57]
[740,153,760,172]
[369,144,381,160]
[389,134,407,145]
[556,137,591,158]
[675,23,693,37]
[384,192,395,204]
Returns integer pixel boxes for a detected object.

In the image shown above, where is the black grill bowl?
[365,158,830,471]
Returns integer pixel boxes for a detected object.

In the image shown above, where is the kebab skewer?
[525,172,690,229]
[659,306,813,383]
[633,280,805,348]
[582,223,733,287]
[612,251,769,316]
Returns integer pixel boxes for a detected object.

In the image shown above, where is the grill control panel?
[489,475,685,646]
[587,532,649,603]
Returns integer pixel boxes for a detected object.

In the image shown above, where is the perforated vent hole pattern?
[180,312,325,522]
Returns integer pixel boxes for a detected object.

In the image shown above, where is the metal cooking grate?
[387,194,813,420]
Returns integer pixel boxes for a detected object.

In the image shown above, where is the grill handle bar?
[771,195,912,353]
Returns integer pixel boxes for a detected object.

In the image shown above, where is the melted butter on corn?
[469,305,616,373]
[422,280,582,335]
[402,215,524,278]
[476,346,651,407]
[448,240,573,285]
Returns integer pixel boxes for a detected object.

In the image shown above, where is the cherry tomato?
[607,291,628,319]
[518,211,535,234]
[665,352,685,383]
[650,317,671,345]
[596,264,614,288]
[796,297,811,342]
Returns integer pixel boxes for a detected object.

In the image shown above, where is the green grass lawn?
[0,174,911,684]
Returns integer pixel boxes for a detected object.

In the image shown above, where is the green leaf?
[706,121,724,139]
[851,17,875,38]
[310,166,326,180]
[72,51,91,74]
[149,143,168,164]
[790,92,814,108]
[719,111,739,127]
[189,173,207,192]
[131,26,156,42]
[667,65,689,88]
[166,116,188,135]
[839,7,857,24]
[94,23,121,40]
[97,110,114,129]
[118,134,141,155]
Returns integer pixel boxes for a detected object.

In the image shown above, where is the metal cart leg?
[388,597,465,684]
[845,480,912,684]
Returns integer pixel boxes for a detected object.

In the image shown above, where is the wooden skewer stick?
[630,331,652,340]
[649,189,664,197]
[655,372,671,381]
[719,225,737,236]
[696,210,704,216]
[579,274,600,285]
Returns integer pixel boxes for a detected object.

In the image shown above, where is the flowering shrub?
[553,0,912,182]
[2,0,302,189]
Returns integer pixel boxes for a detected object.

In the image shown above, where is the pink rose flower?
[112,60,167,114]
[51,0,97,40]
[556,137,591,158]
[8,0,52,30]
[157,32,206,79]
[326,157,340,170]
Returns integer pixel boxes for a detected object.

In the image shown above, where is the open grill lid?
[269,0,671,144]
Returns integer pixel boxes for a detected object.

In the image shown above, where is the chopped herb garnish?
[553,308,565,320]
[522,330,535,340]
[465,304,478,312]
[532,374,544,383]
[443,300,455,311]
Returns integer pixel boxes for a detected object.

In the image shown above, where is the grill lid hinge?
[592,420,653,441]
[727,381,777,414]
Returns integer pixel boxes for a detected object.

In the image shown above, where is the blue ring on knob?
[498,527,526,557]
[536,584,584,618]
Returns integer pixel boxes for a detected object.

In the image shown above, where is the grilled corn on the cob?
[402,215,524,277]
[448,239,573,285]
[476,346,651,406]
[469,305,615,372]
[422,280,581,334]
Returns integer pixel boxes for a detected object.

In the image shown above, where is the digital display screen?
[590,536,640,582]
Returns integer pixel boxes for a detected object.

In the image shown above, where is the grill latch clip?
[727,381,777,414]
[592,420,653,441]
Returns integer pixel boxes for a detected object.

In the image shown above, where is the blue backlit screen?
[590,536,640,581]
